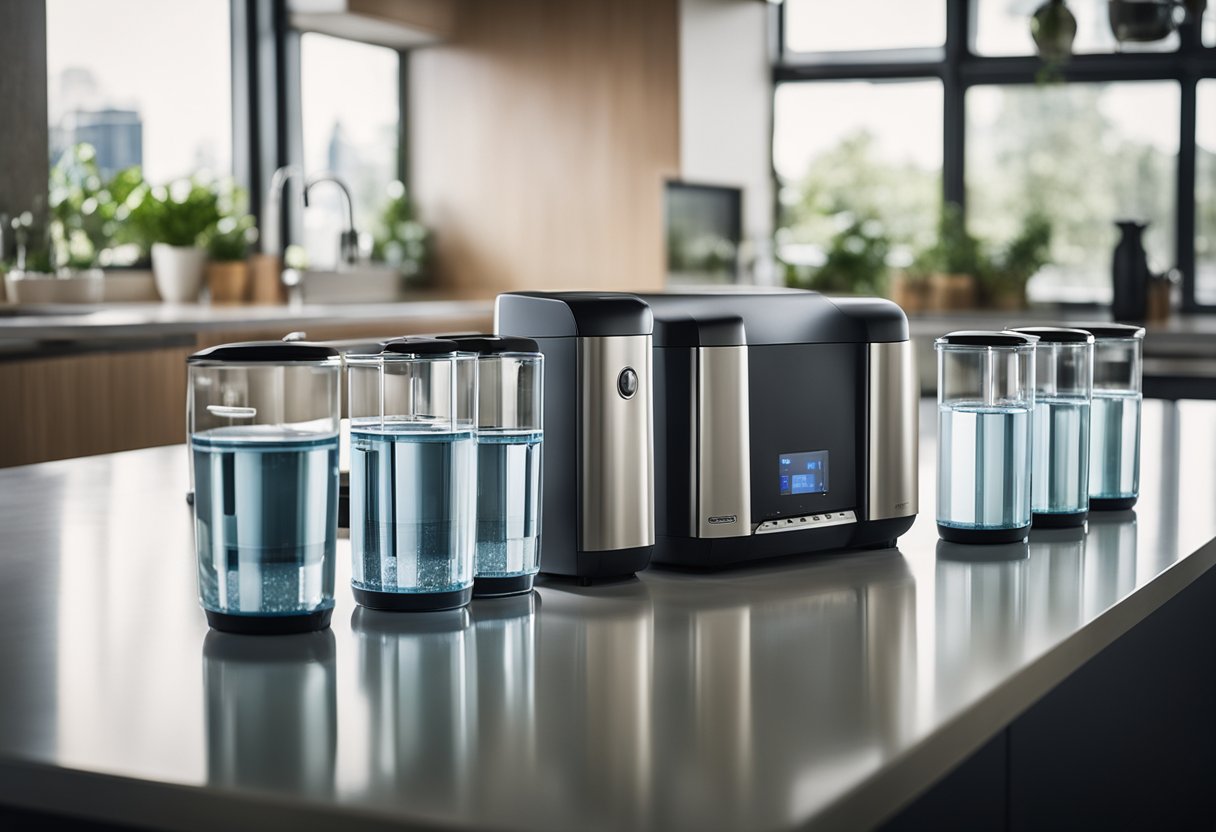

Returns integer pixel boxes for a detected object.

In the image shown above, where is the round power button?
[617,367,638,399]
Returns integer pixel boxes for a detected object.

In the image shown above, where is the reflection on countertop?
[0,400,1213,831]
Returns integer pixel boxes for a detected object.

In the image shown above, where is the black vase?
[1112,221,1149,322]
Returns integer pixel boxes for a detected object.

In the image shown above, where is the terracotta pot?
[888,271,927,314]
[248,253,286,304]
[927,273,976,311]
[207,261,250,304]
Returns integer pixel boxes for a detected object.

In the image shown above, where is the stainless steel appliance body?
[495,293,655,578]
[643,292,918,567]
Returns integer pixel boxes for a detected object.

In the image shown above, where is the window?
[1195,80,1216,304]
[774,80,942,268]
[299,33,400,270]
[784,0,945,54]
[45,0,232,181]
[775,2,1216,312]
[967,82,1179,302]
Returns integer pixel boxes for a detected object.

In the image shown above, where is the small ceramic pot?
[152,244,207,303]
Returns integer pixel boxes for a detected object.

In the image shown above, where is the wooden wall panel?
[409,0,680,296]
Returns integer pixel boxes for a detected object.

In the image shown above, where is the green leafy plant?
[982,212,1053,301]
[370,181,430,281]
[126,179,221,249]
[207,215,257,262]
[801,214,891,295]
[48,143,148,269]
[913,202,987,278]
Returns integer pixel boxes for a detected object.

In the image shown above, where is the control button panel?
[617,367,638,399]
[754,510,857,535]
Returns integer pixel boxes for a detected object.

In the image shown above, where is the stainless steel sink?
[285,266,406,304]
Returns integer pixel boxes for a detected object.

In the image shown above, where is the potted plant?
[980,212,1052,310]
[918,203,985,311]
[206,214,256,303]
[370,181,432,288]
[794,214,890,296]
[127,179,220,303]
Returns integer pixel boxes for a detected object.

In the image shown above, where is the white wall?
[679,0,774,282]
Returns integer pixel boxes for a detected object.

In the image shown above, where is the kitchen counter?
[0,400,1214,830]
[0,298,495,357]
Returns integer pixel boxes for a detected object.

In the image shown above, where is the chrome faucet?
[304,172,359,268]
[262,165,303,260]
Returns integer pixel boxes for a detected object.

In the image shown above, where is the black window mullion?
[1179,76,1198,311]
[943,0,968,211]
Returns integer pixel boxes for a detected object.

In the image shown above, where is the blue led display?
[778,450,829,496]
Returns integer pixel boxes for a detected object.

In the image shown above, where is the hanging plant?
[1031,0,1077,84]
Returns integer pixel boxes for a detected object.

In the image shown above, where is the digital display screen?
[779,450,829,496]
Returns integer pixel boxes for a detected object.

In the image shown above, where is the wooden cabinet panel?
[0,347,192,468]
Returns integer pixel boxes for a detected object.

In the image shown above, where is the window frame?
[773,0,1216,313]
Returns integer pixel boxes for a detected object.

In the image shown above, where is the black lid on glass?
[936,330,1038,347]
[188,341,340,363]
[1068,322,1146,340]
[383,336,460,356]
[438,334,540,354]
[1009,326,1094,344]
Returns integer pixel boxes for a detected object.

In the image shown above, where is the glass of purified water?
[188,341,341,634]
[936,331,1038,544]
[443,336,544,597]
[1011,327,1095,528]
[1073,323,1145,511]
[346,338,477,611]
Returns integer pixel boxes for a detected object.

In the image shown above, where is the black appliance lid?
[1009,326,1095,344]
[1068,322,1147,340]
[495,292,653,337]
[437,334,540,354]
[188,341,340,363]
[937,330,1038,347]
[383,336,460,355]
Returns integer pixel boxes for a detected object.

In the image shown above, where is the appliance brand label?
[708,515,737,525]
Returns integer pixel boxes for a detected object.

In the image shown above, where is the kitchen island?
[0,399,1214,831]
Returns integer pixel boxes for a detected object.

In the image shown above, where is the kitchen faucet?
[262,165,303,261]
[304,172,359,268]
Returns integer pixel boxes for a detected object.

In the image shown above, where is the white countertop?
[0,399,1213,830]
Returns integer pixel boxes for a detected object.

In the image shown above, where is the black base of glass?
[1033,509,1088,529]
[938,523,1031,545]
[353,585,472,612]
[1091,495,1137,511]
[473,573,536,598]
[205,607,333,635]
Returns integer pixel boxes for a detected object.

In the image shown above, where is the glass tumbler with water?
[936,331,1037,544]
[188,341,341,634]
[444,336,544,597]
[346,338,477,611]
[1074,323,1145,511]
[1011,327,1094,528]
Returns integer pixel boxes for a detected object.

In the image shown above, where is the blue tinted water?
[350,427,476,595]
[938,402,1032,530]
[1089,391,1141,500]
[192,428,338,616]
[1031,397,1090,516]
[475,430,543,578]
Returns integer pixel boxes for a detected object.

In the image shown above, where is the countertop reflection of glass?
[0,399,1214,831]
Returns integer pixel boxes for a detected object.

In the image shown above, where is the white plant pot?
[100,269,159,302]
[151,244,207,303]
[4,270,104,304]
